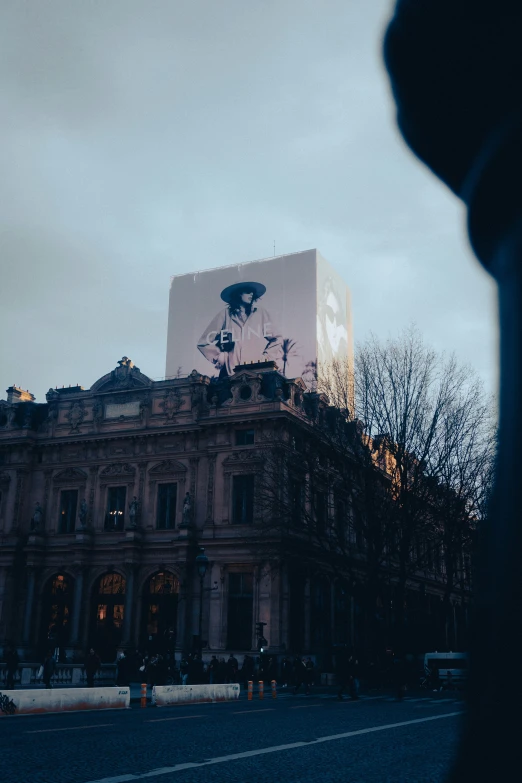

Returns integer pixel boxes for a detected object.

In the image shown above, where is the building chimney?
[6,386,35,404]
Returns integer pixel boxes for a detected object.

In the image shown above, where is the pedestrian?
[180,654,190,685]
[217,657,227,684]
[147,653,159,687]
[116,651,129,686]
[349,656,360,700]
[268,656,278,685]
[281,656,291,688]
[85,648,101,688]
[292,656,306,694]
[226,653,239,683]
[42,649,56,689]
[4,643,19,690]
[304,657,314,695]
[241,654,255,685]
[188,653,201,684]
[208,655,218,685]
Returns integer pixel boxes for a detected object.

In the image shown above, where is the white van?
[423,651,468,687]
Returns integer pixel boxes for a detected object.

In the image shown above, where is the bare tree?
[255,325,495,657]
[352,325,496,651]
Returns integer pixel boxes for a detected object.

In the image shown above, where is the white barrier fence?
[0,686,130,716]
[152,683,240,707]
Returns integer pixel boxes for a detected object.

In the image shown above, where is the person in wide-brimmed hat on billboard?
[197,281,282,377]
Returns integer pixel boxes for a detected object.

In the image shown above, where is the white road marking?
[415,701,458,708]
[82,711,463,783]
[25,723,114,734]
[290,704,323,709]
[233,708,275,714]
[146,715,204,723]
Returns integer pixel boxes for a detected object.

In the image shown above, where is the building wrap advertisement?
[166,249,352,387]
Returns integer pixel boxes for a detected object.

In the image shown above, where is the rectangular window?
[58,489,78,534]
[235,428,255,446]
[232,475,255,524]
[315,491,327,534]
[227,572,254,649]
[105,486,126,531]
[156,483,177,530]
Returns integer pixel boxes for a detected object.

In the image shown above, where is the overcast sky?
[0,0,497,403]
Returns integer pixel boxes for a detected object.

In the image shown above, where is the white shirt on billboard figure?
[197,281,283,378]
[317,276,349,364]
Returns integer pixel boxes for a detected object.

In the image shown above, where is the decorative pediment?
[149,460,187,476]
[53,467,88,483]
[228,372,265,404]
[100,463,136,476]
[90,357,153,393]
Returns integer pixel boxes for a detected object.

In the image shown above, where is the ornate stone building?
[0,356,468,665]
[0,357,315,662]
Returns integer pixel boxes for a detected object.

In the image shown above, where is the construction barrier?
[247,681,253,701]
[0,687,130,717]
[140,682,147,708]
[259,680,264,700]
[271,680,277,699]
[152,684,240,707]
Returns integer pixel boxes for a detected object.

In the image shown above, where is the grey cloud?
[0,0,497,401]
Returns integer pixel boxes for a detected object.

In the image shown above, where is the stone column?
[208,562,222,650]
[122,567,136,646]
[23,568,36,644]
[350,595,355,649]
[303,577,311,652]
[205,453,216,525]
[70,568,84,646]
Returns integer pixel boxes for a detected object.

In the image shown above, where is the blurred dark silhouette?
[384,1,522,779]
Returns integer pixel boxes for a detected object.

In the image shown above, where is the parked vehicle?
[422,652,468,688]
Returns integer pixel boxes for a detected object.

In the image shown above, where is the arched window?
[41,574,74,659]
[142,572,179,653]
[91,572,126,662]
[98,573,126,595]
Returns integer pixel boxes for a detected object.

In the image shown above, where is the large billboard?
[166,249,352,387]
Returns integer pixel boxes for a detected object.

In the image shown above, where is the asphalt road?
[3,691,464,783]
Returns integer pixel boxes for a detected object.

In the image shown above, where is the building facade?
[0,357,468,665]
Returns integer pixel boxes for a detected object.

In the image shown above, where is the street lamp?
[195,547,209,648]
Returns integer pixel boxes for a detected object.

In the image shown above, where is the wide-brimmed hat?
[220,281,266,304]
